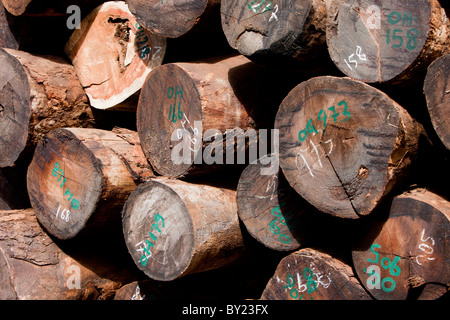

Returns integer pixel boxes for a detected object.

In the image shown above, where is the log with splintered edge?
[424,53,450,150]
[275,76,425,219]
[326,0,450,84]
[0,48,95,168]
[352,189,449,300]
[236,154,318,251]
[261,248,372,300]
[221,0,330,69]
[122,178,245,281]
[64,1,166,111]
[125,0,220,39]
[0,209,136,300]
[137,54,300,179]
[26,127,154,240]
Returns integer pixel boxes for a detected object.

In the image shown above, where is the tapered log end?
[0,48,31,168]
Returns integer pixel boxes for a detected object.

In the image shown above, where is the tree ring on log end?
[0,49,30,168]
[27,128,103,240]
[137,64,202,177]
[122,180,195,281]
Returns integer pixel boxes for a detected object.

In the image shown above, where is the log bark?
[424,53,450,150]
[122,178,245,281]
[352,188,450,300]
[0,2,19,49]
[236,154,318,251]
[326,0,450,84]
[275,76,425,219]
[26,127,154,240]
[125,0,219,39]
[0,209,136,300]
[137,54,300,178]
[0,48,96,168]
[261,248,372,300]
[220,0,331,70]
[64,1,166,111]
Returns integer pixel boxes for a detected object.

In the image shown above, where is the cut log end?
[352,189,450,300]
[126,0,210,38]
[137,63,203,177]
[275,76,423,219]
[0,48,30,168]
[65,1,166,111]
[424,53,450,150]
[236,155,316,251]
[326,0,449,84]
[261,248,371,300]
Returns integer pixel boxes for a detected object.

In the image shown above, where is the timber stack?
[0,0,448,301]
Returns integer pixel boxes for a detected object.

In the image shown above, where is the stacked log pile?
[0,0,448,301]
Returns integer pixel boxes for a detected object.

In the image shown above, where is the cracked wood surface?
[65,1,166,111]
[275,76,424,219]
[27,127,153,240]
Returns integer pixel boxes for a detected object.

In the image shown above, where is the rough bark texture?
[352,188,449,300]
[137,54,300,178]
[65,1,166,111]
[122,178,245,281]
[27,127,153,240]
[221,0,331,69]
[275,76,425,219]
[236,154,318,251]
[424,53,450,150]
[261,248,372,300]
[0,209,136,300]
[0,48,96,168]
[126,0,219,38]
[326,0,450,84]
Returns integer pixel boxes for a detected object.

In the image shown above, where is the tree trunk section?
[26,127,154,240]
[221,0,331,70]
[275,76,425,219]
[236,154,319,251]
[122,178,245,281]
[326,0,450,84]
[352,188,450,300]
[0,209,135,300]
[137,54,300,178]
[0,48,96,168]
[125,0,219,39]
[424,53,450,150]
[64,1,167,111]
[261,248,371,300]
